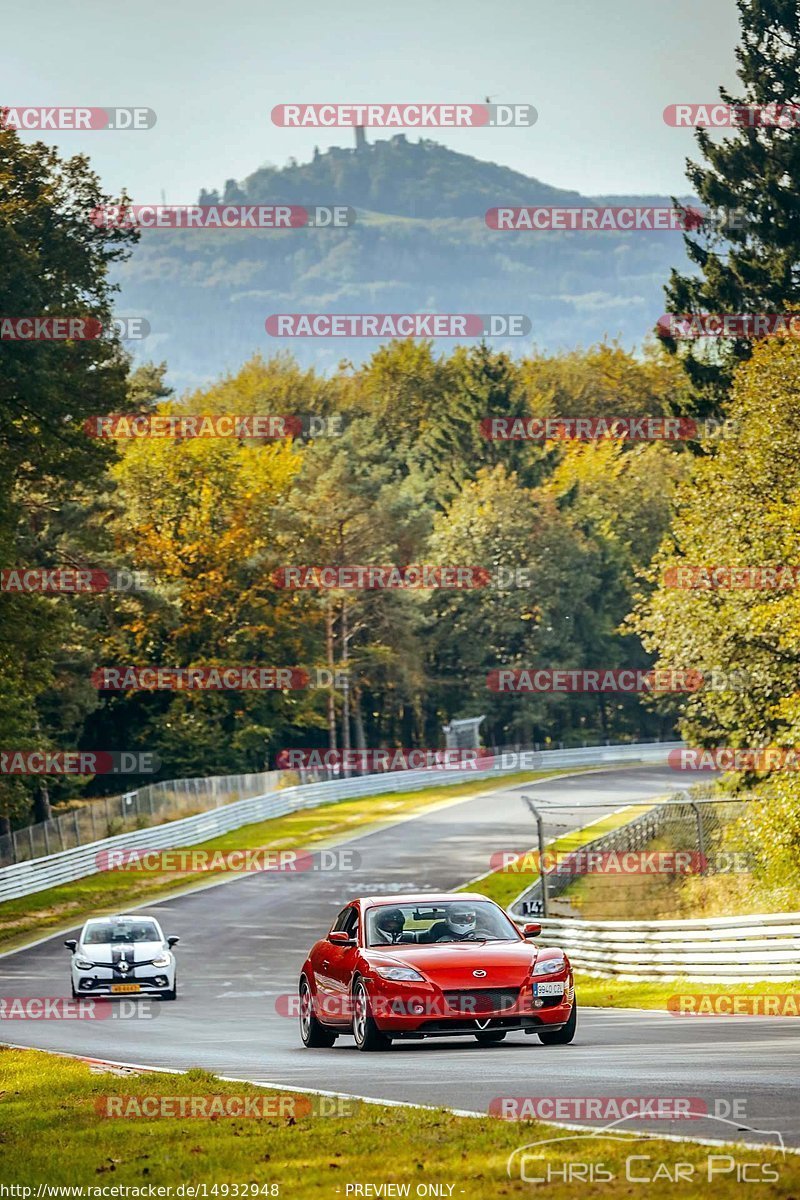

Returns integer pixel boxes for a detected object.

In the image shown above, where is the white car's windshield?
[83,920,161,944]
[366,901,519,946]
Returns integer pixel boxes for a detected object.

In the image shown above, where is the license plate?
[533,980,565,997]
[111,983,140,993]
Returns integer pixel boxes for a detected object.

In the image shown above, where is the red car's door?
[313,905,359,1024]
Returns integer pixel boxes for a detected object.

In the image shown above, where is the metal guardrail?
[0,770,282,867]
[508,788,800,980]
[527,913,800,981]
[0,741,676,902]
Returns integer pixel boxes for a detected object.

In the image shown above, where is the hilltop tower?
[355,125,367,152]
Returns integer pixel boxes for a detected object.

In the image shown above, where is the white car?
[65,914,179,1000]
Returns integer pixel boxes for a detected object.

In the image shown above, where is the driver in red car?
[374,907,407,944]
[425,904,482,942]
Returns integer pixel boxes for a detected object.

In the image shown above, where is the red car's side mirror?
[328,931,355,946]
[522,922,541,938]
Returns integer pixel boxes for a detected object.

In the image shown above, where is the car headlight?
[374,966,425,982]
[151,954,171,968]
[74,957,94,970]
[533,954,566,976]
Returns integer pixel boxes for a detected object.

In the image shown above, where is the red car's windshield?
[366,901,520,946]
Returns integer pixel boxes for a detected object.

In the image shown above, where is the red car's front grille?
[442,987,520,1014]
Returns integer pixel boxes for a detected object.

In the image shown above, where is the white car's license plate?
[111,983,141,993]
[533,980,565,997]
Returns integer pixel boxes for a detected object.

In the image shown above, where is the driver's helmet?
[376,907,405,940]
[445,905,477,937]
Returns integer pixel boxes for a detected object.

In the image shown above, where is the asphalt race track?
[2,765,799,1151]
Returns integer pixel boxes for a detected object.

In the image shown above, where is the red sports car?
[298,892,576,1051]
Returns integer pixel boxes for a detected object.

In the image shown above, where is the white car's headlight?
[533,955,566,976]
[374,966,425,982]
[74,957,94,970]
[151,954,171,968]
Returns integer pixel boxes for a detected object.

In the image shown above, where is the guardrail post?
[522,795,549,917]
[689,801,707,874]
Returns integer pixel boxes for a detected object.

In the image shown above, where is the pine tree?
[662,0,800,418]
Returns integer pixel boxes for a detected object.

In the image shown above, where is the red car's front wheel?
[352,979,391,1052]
[537,998,577,1044]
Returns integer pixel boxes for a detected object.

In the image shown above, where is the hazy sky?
[3,0,741,201]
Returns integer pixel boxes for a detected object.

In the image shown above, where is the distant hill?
[116,136,696,389]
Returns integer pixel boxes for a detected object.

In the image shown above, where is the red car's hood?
[365,940,538,988]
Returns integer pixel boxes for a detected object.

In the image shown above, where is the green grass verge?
[559,840,800,921]
[575,973,800,1011]
[1,769,579,953]
[460,803,654,908]
[1,1046,793,1196]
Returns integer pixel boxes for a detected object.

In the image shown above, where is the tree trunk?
[33,781,51,823]
[340,599,351,773]
[326,598,337,752]
[597,694,610,742]
[352,685,367,772]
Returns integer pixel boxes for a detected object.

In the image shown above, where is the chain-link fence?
[0,771,281,867]
[516,787,755,918]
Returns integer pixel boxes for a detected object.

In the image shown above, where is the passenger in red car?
[424,905,482,942]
